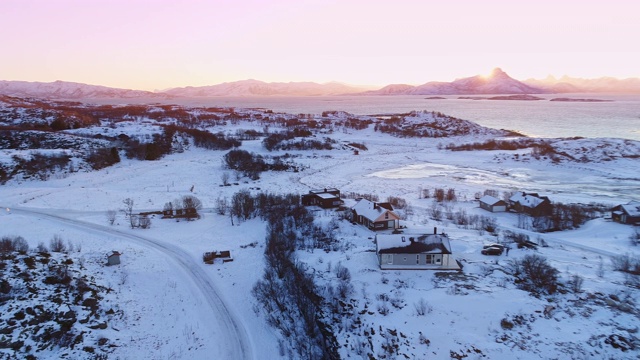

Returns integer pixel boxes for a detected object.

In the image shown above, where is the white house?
[375,230,460,270]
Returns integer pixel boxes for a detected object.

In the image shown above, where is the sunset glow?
[1,0,639,90]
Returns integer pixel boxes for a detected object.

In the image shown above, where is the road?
[8,206,254,360]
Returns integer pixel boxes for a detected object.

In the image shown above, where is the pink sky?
[1,0,639,91]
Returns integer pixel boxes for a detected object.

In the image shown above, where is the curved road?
[8,206,253,360]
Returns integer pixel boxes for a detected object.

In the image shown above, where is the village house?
[509,192,552,216]
[479,195,508,212]
[351,198,400,230]
[301,188,342,208]
[611,200,640,225]
[375,229,460,270]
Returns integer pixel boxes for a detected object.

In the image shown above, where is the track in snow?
[8,206,254,360]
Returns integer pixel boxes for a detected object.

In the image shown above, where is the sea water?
[179,94,640,141]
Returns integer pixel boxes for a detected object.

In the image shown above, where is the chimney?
[434,227,437,235]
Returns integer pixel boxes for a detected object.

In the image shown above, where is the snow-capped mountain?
[363,68,546,95]
[0,80,173,100]
[162,79,370,97]
[524,75,640,93]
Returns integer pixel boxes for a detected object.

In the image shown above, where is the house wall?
[379,253,448,269]
[492,205,506,212]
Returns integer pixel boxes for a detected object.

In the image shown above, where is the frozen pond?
[369,162,640,201]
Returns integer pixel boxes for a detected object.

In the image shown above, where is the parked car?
[481,246,504,255]
[483,243,504,250]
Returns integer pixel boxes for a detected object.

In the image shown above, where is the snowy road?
[7,206,254,360]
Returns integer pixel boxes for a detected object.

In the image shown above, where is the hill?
[162,79,369,97]
[363,68,546,95]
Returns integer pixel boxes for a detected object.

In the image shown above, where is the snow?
[1,104,639,359]
[479,195,503,206]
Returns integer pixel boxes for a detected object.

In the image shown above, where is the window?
[385,212,389,219]
[416,254,420,264]
[382,254,393,264]
[426,255,433,264]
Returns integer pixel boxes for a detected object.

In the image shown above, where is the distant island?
[425,96,446,100]
[458,94,545,101]
[550,98,613,102]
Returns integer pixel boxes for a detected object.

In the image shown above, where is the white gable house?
[375,231,460,270]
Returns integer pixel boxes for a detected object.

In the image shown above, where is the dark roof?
[377,234,452,254]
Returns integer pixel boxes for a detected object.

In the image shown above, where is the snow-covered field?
[1,107,639,359]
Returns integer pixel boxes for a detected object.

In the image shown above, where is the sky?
[1,0,639,91]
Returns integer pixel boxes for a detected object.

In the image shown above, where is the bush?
[86,147,120,170]
[508,254,559,294]
[50,235,66,253]
[0,236,29,254]
[414,298,432,316]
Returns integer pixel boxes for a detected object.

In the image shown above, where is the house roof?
[479,195,505,206]
[316,192,339,199]
[352,198,398,222]
[108,251,121,258]
[509,192,548,208]
[619,200,640,217]
[376,234,452,254]
[310,188,339,194]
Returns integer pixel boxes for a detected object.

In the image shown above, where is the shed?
[107,251,121,266]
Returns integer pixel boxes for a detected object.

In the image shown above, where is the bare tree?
[215,196,229,215]
[181,195,203,218]
[123,198,134,218]
[106,210,117,225]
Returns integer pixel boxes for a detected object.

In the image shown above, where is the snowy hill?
[162,79,369,97]
[0,80,173,100]
[0,97,639,359]
[363,68,546,95]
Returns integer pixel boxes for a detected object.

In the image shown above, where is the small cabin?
[107,251,121,266]
[301,188,342,209]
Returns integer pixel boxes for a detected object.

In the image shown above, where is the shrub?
[50,235,66,253]
[334,263,351,282]
[508,254,559,294]
[414,298,432,316]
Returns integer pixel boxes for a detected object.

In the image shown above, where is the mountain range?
[1,69,639,100]
[0,80,173,100]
